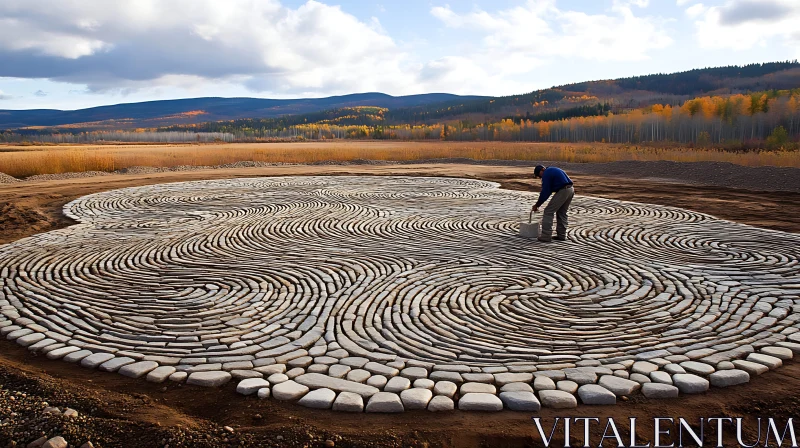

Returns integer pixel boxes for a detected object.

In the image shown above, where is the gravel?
[0,172,20,183]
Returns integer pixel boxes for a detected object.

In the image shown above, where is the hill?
[0,93,487,130]
[386,61,800,124]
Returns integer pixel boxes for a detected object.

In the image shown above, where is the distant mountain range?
[0,93,487,129]
[2,61,798,131]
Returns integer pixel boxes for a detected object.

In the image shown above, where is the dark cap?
[534,165,545,178]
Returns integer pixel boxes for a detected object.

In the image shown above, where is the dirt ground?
[1,163,799,448]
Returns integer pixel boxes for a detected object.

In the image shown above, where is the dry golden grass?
[1,141,798,178]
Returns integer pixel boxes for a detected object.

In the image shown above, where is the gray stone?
[629,373,651,384]
[747,353,782,369]
[257,387,270,399]
[556,380,579,394]
[332,391,364,412]
[413,378,435,390]
[761,346,793,360]
[367,375,388,388]
[538,390,578,409]
[428,395,455,412]
[146,366,177,383]
[42,436,68,448]
[384,376,411,393]
[294,373,380,398]
[716,361,735,371]
[236,378,270,395]
[119,361,159,378]
[499,391,541,411]
[642,383,679,399]
[63,349,93,363]
[597,375,640,395]
[366,392,404,413]
[98,356,135,373]
[650,371,673,385]
[328,364,351,378]
[732,360,769,376]
[298,388,336,409]
[169,371,188,382]
[272,380,309,401]
[187,371,232,387]
[400,367,428,381]
[494,372,532,386]
[268,373,289,385]
[458,393,503,411]
[577,385,616,405]
[631,361,658,375]
[501,382,533,393]
[662,364,686,375]
[400,388,433,410]
[533,376,556,391]
[460,382,496,394]
[680,361,715,376]
[434,381,458,397]
[346,369,371,383]
[672,374,709,394]
[709,369,750,388]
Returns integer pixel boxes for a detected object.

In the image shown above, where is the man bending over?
[532,165,574,242]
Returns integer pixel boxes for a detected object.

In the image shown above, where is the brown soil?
[1,163,798,448]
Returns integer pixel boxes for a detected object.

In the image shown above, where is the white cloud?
[431,1,672,63]
[685,3,707,18]
[0,0,420,96]
[676,0,694,5]
[692,0,800,51]
[0,90,12,100]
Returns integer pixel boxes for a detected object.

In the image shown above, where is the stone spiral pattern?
[1,176,799,412]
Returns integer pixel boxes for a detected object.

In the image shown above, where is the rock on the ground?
[187,371,232,387]
[298,388,337,409]
[642,383,679,399]
[458,393,504,411]
[237,378,270,395]
[257,387,270,399]
[533,376,556,391]
[384,376,411,393]
[365,392,404,413]
[598,375,640,395]
[332,391,364,412]
[499,391,541,411]
[746,353,783,369]
[709,369,750,388]
[538,390,578,409]
[42,437,68,448]
[732,360,769,376]
[272,380,309,401]
[761,346,793,360]
[428,395,455,412]
[118,360,159,378]
[146,366,177,383]
[672,374,709,394]
[577,385,616,405]
[400,388,433,410]
[433,381,457,397]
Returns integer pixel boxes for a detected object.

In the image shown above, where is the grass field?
[1,141,799,178]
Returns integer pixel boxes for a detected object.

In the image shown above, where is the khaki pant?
[540,185,574,240]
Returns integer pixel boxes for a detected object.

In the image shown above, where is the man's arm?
[533,174,552,210]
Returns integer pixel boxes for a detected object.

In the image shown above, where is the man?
[532,165,574,242]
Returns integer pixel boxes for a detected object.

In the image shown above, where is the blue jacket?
[535,167,573,207]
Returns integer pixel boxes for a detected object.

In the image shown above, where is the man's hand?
[533,205,539,213]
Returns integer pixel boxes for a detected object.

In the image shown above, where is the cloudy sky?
[0,0,798,110]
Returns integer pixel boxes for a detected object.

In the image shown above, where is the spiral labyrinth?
[1,176,799,411]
